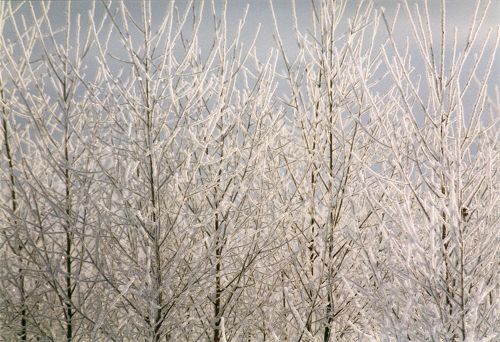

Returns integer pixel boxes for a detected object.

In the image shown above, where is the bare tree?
[358,1,499,340]
[80,1,210,339]
[0,1,497,341]
[0,2,113,340]
[269,0,386,339]
[177,3,287,340]
[0,2,29,339]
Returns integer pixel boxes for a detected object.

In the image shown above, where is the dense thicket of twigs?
[0,1,498,341]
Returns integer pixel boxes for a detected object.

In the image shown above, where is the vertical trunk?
[152,237,162,342]
[459,208,468,341]
[324,74,334,342]
[64,99,73,342]
[20,289,27,341]
[141,17,163,336]
[56,18,74,329]
[1,85,27,340]
[323,294,333,342]
[213,212,222,342]
[281,271,288,341]
[62,10,74,335]
[440,186,455,341]
[151,197,162,342]
[306,69,322,335]
[213,145,223,342]
[306,168,315,335]
[213,107,225,342]
[65,231,73,342]
[146,75,162,342]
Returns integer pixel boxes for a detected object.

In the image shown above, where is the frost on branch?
[0,0,497,341]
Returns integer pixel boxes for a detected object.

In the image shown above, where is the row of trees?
[1,0,498,340]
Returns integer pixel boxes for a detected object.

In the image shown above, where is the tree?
[269,0,385,339]
[81,1,208,339]
[357,1,499,340]
[0,2,29,339]
[0,1,107,340]
[0,0,498,341]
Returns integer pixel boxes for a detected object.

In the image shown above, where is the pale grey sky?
[2,0,498,102]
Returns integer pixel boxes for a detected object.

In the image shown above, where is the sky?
[1,0,498,105]
[4,0,498,58]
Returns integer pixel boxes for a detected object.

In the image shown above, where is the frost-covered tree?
[164,3,286,341]
[0,0,498,341]
[73,1,284,340]
[0,2,30,339]
[358,1,499,340]
[269,0,386,339]
[80,2,212,339]
[0,2,108,340]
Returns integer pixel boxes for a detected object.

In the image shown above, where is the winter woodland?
[0,0,498,341]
